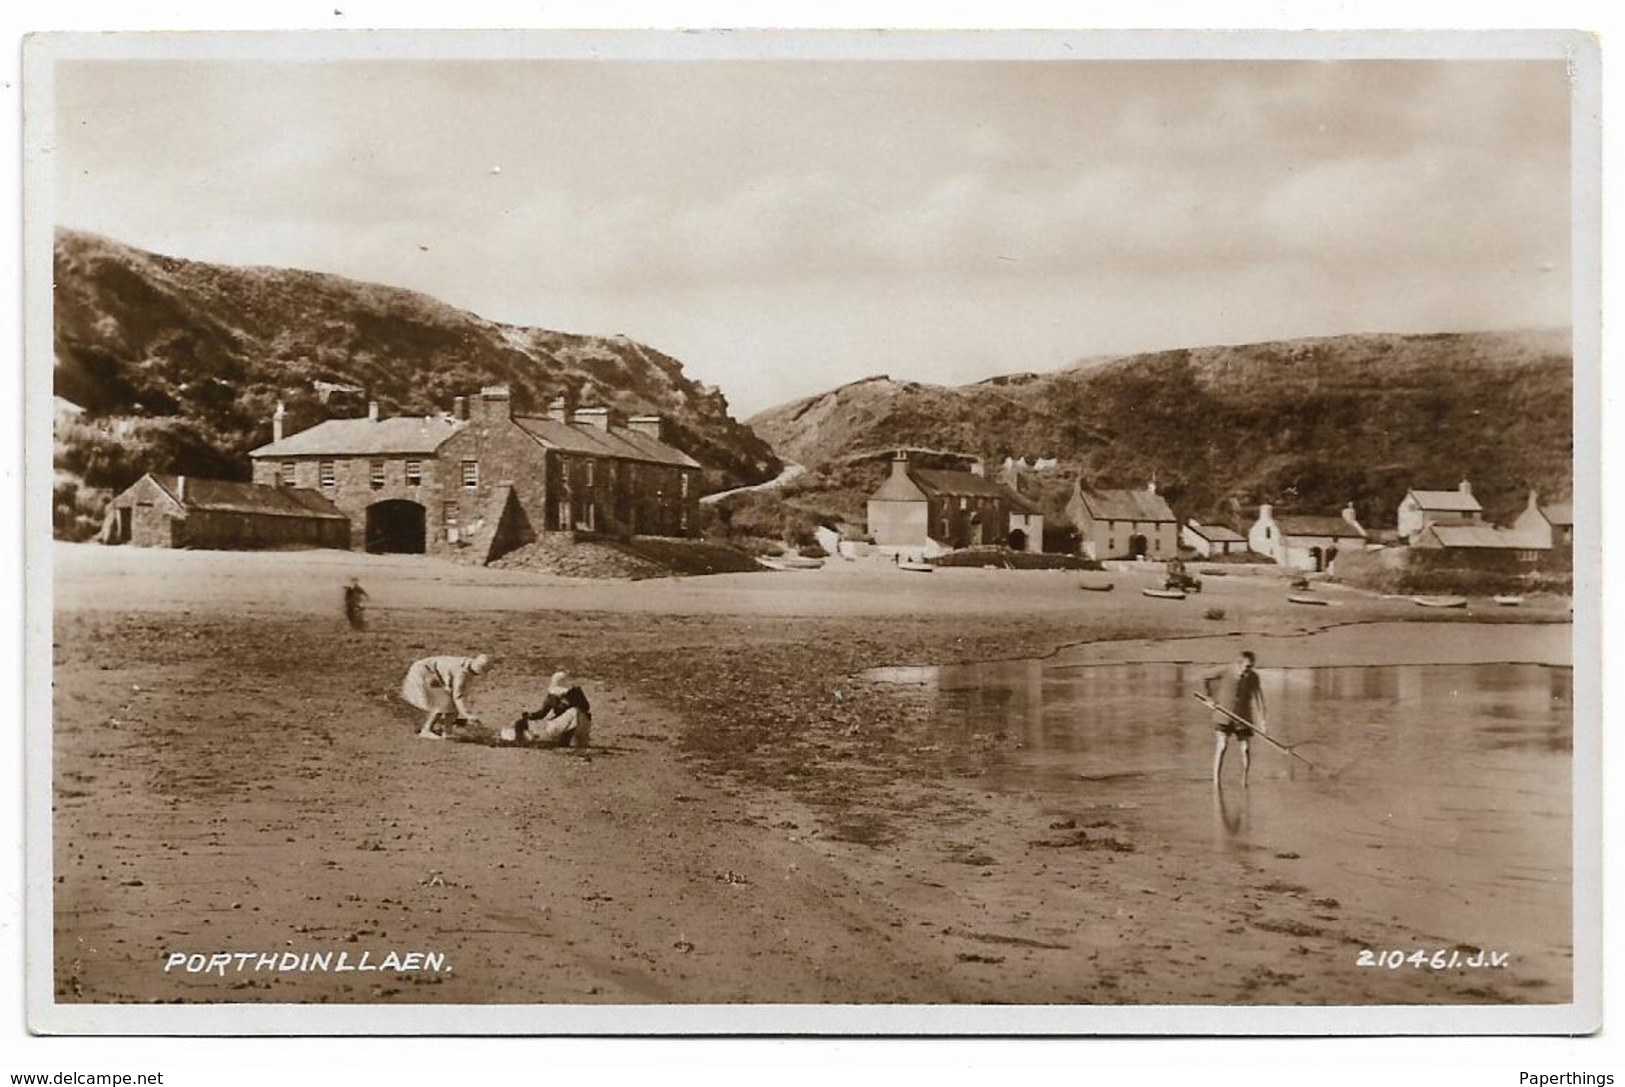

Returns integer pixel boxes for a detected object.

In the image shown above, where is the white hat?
[470,653,492,674]
[548,670,571,693]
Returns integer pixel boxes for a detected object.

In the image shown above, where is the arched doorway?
[1007,528,1028,552]
[1308,545,1324,572]
[365,500,426,554]
[1130,533,1149,559]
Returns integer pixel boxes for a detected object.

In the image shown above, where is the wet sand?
[50,544,1575,1005]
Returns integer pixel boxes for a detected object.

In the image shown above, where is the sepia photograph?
[24,28,1599,1035]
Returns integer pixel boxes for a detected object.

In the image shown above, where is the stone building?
[101,472,350,550]
[1067,482,1179,561]
[1512,490,1573,563]
[1181,519,1248,558]
[248,385,701,562]
[866,452,1042,560]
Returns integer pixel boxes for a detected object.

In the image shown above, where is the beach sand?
[49,543,1573,1005]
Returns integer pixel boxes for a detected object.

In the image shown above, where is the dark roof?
[870,467,928,502]
[1407,488,1482,513]
[1272,514,1365,539]
[512,417,700,469]
[150,474,348,520]
[911,469,1040,512]
[1185,521,1245,543]
[1074,487,1177,523]
[251,415,463,457]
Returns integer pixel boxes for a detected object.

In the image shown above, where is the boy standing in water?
[1202,650,1267,787]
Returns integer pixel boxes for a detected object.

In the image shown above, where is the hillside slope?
[52,229,780,535]
[748,329,1574,530]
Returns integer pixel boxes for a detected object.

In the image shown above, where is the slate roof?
[869,466,1039,512]
[1272,514,1366,540]
[1407,488,1483,513]
[148,474,348,520]
[1540,503,1574,527]
[1073,487,1177,523]
[512,417,701,469]
[250,416,463,457]
[1425,523,1543,550]
[1185,521,1245,543]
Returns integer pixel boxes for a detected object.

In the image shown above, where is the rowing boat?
[899,561,934,574]
[1142,587,1186,600]
[1412,595,1468,609]
[1492,594,1525,607]
[1078,582,1115,593]
[1287,593,1332,607]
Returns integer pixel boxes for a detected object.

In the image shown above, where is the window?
[443,501,458,526]
[680,506,689,531]
[370,460,386,490]
[959,497,968,510]
[585,460,595,488]
[680,472,690,498]
[405,460,422,486]
[585,502,597,531]
[557,500,571,529]
[1153,537,1162,553]
[1109,538,1116,553]
[461,460,479,490]
[1264,526,1274,541]
[318,460,336,489]
[280,461,296,487]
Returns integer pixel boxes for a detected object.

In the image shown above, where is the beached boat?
[1141,587,1186,600]
[899,561,934,574]
[1412,595,1468,609]
[1078,582,1115,593]
[1493,594,1526,607]
[757,555,825,571]
[1288,593,1332,607]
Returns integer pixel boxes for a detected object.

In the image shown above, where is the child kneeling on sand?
[503,671,593,748]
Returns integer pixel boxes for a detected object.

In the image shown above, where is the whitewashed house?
[1249,503,1367,572]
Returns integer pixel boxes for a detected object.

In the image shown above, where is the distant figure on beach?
[343,578,369,631]
[399,653,491,740]
[1201,650,1267,787]
[506,670,593,748]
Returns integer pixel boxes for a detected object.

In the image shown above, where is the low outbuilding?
[100,472,350,551]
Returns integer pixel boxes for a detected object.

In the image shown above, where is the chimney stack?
[891,450,911,479]
[626,414,666,441]
[476,384,514,424]
[547,387,576,425]
[272,401,285,443]
[1527,488,1540,511]
[176,475,187,503]
[453,396,468,422]
[368,400,380,422]
[1459,479,1473,496]
[573,406,621,431]
[968,457,985,478]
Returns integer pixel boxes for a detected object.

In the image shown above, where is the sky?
[53,57,1573,416]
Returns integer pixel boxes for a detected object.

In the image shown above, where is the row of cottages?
[100,473,350,550]
[246,385,702,561]
[866,452,1044,559]
[1065,483,1179,561]
[1399,479,1571,564]
[1248,503,1366,572]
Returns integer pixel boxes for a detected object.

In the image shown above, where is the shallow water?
[869,641,1573,964]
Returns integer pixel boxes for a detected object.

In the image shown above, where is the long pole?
[1192,693,1324,774]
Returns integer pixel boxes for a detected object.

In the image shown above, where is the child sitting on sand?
[503,671,593,748]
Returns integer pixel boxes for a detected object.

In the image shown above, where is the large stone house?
[1067,483,1178,561]
[866,452,1042,559]
[1248,503,1366,572]
[249,385,701,562]
[1397,481,1483,543]
[100,472,350,550]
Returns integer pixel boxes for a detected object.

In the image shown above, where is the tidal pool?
[867,625,1574,972]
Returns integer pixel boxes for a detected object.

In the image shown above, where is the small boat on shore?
[758,555,825,571]
[899,561,934,574]
[1142,587,1186,601]
[1493,594,1526,607]
[1412,595,1469,609]
[1288,593,1332,607]
[1078,582,1115,593]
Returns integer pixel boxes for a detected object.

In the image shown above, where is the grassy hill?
[52,228,781,538]
[748,329,1574,533]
